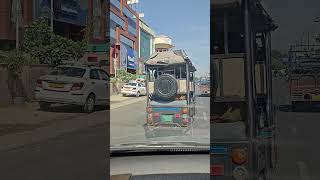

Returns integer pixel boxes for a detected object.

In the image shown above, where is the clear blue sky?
[133,0,210,77]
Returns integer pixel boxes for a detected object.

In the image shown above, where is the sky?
[132,0,210,77]
[262,0,320,53]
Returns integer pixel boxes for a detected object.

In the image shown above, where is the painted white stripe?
[297,161,310,180]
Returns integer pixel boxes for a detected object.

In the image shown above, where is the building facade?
[0,0,33,50]
[138,19,155,75]
[109,0,140,76]
[0,0,109,67]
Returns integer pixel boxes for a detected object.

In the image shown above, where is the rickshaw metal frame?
[211,0,277,179]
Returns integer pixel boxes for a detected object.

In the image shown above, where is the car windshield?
[110,1,209,152]
[50,67,86,78]
[128,83,137,86]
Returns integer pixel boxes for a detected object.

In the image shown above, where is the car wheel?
[39,102,51,111]
[136,91,140,97]
[83,94,95,113]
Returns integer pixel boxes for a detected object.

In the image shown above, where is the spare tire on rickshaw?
[154,74,178,101]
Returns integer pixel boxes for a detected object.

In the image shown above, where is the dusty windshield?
[110,0,210,149]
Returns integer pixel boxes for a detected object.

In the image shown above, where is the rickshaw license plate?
[48,83,64,88]
[161,115,173,123]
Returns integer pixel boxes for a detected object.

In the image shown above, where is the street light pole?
[16,16,19,51]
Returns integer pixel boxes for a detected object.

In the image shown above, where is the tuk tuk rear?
[211,0,277,179]
[143,50,196,138]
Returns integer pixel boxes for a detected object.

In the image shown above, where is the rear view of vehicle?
[288,47,320,110]
[35,65,109,113]
[199,79,210,96]
[144,50,196,138]
[121,81,146,97]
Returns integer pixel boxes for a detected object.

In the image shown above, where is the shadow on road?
[197,94,210,97]
[37,104,109,113]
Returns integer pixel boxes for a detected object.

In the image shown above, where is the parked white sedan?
[121,82,146,97]
[35,65,109,113]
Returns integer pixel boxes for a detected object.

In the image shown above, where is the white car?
[35,65,109,113]
[121,82,146,97]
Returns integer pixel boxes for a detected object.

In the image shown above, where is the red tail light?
[175,114,181,119]
[36,79,42,88]
[211,165,224,176]
[71,82,84,91]
[182,118,189,124]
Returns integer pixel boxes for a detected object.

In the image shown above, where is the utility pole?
[12,0,22,51]
[16,15,19,51]
[50,0,54,32]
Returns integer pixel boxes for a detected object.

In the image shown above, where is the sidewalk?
[110,94,136,103]
[110,94,146,110]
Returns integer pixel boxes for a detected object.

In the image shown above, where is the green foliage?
[0,50,36,77]
[22,18,87,65]
[110,77,118,84]
[116,69,137,83]
[271,50,287,70]
[0,51,36,98]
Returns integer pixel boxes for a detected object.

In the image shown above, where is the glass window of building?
[140,30,151,60]
[128,25,137,37]
[120,35,134,49]
[110,28,116,45]
[122,6,137,31]
[110,12,125,29]
[93,0,102,38]
[110,0,121,11]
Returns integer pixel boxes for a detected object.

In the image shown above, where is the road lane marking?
[297,161,310,180]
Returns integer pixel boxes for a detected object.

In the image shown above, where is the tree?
[22,18,87,65]
[0,51,37,98]
[271,49,287,70]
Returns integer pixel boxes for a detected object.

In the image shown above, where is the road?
[111,89,210,146]
[0,124,108,180]
[272,77,320,179]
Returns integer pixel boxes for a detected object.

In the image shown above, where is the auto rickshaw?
[211,0,278,179]
[143,49,196,138]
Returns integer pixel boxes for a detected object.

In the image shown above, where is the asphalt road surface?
[111,88,210,146]
[272,76,320,179]
[0,124,108,180]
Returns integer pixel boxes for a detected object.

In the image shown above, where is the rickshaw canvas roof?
[145,50,196,72]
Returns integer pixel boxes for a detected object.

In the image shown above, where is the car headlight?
[233,166,248,180]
